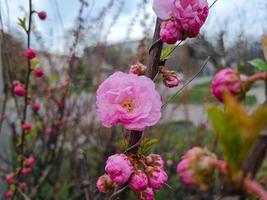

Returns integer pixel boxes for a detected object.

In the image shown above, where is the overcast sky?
[1,0,267,53]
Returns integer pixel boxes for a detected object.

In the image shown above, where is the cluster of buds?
[160,67,181,88]
[211,68,248,102]
[97,153,168,199]
[5,156,35,198]
[153,0,209,44]
[129,63,147,76]
[176,147,217,190]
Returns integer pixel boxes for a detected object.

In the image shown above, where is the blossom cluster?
[97,153,168,199]
[153,0,209,44]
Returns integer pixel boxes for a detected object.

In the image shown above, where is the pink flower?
[14,85,25,96]
[146,167,168,190]
[105,154,133,185]
[24,156,35,166]
[129,63,147,76]
[19,182,27,190]
[23,48,36,60]
[139,187,154,200]
[146,154,164,169]
[34,67,44,78]
[96,72,162,131]
[22,121,32,132]
[177,147,217,190]
[130,170,148,191]
[153,0,173,20]
[32,103,41,112]
[5,174,14,185]
[22,168,32,176]
[172,0,209,38]
[5,190,12,198]
[211,68,244,102]
[38,11,47,20]
[96,174,113,193]
[160,19,183,44]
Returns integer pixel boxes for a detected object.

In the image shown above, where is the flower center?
[121,100,134,112]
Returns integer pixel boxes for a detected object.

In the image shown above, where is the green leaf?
[31,58,40,68]
[18,17,27,31]
[140,139,158,155]
[248,59,267,71]
[160,45,175,60]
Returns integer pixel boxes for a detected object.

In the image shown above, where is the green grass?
[170,81,257,105]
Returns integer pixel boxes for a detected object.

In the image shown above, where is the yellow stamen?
[121,100,134,112]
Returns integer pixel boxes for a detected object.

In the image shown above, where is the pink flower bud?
[146,167,168,190]
[22,122,32,132]
[19,182,27,190]
[38,11,47,20]
[130,170,148,191]
[0,115,6,121]
[138,187,154,200]
[23,48,36,60]
[45,127,53,135]
[146,154,164,169]
[32,103,41,112]
[177,147,217,190]
[211,68,244,102]
[160,69,180,88]
[105,154,133,185]
[129,63,147,76]
[96,174,113,193]
[160,19,183,44]
[34,67,44,78]
[14,85,25,96]
[24,156,35,166]
[172,0,209,38]
[22,168,32,176]
[5,174,14,185]
[5,190,12,198]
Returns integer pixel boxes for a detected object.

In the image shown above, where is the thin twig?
[109,185,129,200]
[161,56,210,108]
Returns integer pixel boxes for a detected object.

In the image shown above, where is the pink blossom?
[129,63,147,76]
[19,182,27,190]
[139,187,154,200]
[24,156,35,166]
[96,72,162,131]
[32,103,41,112]
[130,170,148,191]
[146,154,164,169]
[23,48,36,60]
[34,67,44,78]
[176,159,193,185]
[105,154,133,185]
[153,0,173,20]
[38,11,47,20]
[22,168,32,176]
[5,174,14,185]
[211,68,243,102]
[14,85,25,96]
[5,190,12,198]
[96,174,113,193]
[146,167,168,190]
[160,19,183,44]
[22,121,32,132]
[172,0,209,38]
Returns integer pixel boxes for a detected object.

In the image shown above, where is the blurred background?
[1,0,267,199]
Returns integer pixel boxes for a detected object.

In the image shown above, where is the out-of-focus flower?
[32,103,41,112]
[5,174,14,185]
[22,168,32,176]
[160,19,183,44]
[38,11,47,20]
[129,63,147,76]
[105,154,133,185]
[24,156,35,166]
[96,174,114,193]
[130,170,148,191]
[146,166,168,190]
[19,182,27,190]
[22,121,32,132]
[14,85,25,96]
[177,147,217,190]
[5,190,12,198]
[211,68,245,102]
[96,72,162,131]
[23,48,36,60]
[34,67,44,78]
[138,187,154,200]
